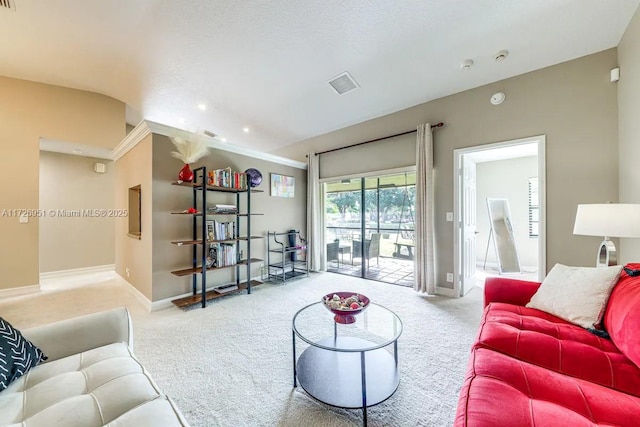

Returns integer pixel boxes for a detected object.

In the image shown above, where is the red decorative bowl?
[322,292,370,324]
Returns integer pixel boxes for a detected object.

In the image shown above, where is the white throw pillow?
[526,263,623,329]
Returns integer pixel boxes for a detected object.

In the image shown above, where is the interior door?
[461,156,477,296]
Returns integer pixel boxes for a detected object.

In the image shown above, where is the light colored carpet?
[0,272,483,426]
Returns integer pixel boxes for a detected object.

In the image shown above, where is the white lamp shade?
[573,204,640,238]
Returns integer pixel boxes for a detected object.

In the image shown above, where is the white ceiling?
[1,1,638,153]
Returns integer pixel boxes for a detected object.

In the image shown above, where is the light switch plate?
[446,273,454,282]
[446,212,454,222]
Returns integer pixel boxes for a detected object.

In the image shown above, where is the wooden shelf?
[171,258,263,277]
[171,280,263,308]
[171,237,264,246]
[172,181,264,193]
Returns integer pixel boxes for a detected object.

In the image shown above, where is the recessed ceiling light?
[461,59,474,71]
[220,137,228,143]
[197,103,207,111]
[243,127,250,133]
[72,149,83,155]
[494,50,509,62]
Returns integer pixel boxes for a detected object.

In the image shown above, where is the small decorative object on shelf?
[170,135,210,182]
[322,292,370,324]
[244,168,263,187]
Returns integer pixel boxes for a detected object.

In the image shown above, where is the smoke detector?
[460,59,474,71]
[494,50,509,62]
[328,72,359,95]
[490,92,506,105]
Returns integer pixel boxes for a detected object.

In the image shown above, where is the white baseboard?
[435,286,458,298]
[40,264,116,281]
[115,274,153,312]
[0,284,40,300]
[476,261,538,273]
[149,276,264,311]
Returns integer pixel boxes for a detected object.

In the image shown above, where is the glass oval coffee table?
[292,301,402,426]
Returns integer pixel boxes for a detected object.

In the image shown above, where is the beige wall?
[115,134,153,300]
[274,49,619,288]
[476,156,538,268]
[618,7,640,263]
[39,152,115,272]
[319,133,415,179]
[0,76,125,290]
[151,135,307,302]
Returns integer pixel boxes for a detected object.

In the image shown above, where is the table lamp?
[573,204,640,267]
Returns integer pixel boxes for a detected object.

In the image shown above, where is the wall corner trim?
[110,120,308,169]
[110,121,152,161]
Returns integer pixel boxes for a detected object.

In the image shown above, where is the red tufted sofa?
[455,263,640,426]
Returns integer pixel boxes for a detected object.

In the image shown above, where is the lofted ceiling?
[1,0,638,153]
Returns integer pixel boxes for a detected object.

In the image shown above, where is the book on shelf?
[207,242,237,267]
[214,284,239,294]
[208,167,248,189]
[205,220,236,241]
[207,204,238,214]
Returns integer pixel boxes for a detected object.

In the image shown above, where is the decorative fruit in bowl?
[322,292,370,324]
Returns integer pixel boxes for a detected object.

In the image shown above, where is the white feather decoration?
[170,136,210,164]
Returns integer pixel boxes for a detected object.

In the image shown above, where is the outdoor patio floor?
[327,255,414,287]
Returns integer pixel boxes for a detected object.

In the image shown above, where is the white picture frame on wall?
[270,173,295,198]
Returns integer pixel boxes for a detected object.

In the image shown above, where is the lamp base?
[597,239,617,268]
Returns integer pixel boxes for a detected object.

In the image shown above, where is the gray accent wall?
[618,6,640,264]
[273,48,619,288]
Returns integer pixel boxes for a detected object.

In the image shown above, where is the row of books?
[206,220,235,241]
[207,243,237,268]
[208,167,247,189]
[207,204,238,214]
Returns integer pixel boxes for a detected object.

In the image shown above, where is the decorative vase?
[244,168,263,187]
[178,163,194,182]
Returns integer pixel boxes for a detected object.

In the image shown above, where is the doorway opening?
[323,170,416,286]
[454,136,546,296]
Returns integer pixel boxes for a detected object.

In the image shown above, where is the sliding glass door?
[325,172,415,286]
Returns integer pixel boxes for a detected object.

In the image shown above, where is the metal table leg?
[360,351,367,426]
[292,330,297,387]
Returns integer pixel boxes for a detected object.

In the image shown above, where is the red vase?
[178,164,194,182]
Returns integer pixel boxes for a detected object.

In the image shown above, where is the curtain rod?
[314,122,444,156]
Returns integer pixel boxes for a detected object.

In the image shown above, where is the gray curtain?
[307,153,324,271]
[414,124,436,294]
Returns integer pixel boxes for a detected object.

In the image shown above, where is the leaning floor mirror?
[486,198,521,274]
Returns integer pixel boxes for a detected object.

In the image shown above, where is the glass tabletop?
[292,302,402,352]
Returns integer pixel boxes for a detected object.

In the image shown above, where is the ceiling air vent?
[0,0,16,11]
[328,72,359,95]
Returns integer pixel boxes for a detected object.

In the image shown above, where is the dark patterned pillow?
[0,317,47,392]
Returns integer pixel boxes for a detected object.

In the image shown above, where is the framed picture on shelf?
[270,173,295,198]
[206,220,215,242]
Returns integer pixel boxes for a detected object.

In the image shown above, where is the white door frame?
[453,135,546,296]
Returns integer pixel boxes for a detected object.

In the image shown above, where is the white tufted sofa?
[0,308,189,427]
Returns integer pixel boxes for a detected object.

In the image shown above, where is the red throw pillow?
[604,263,640,368]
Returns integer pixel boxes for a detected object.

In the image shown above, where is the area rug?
[131,273,483,426]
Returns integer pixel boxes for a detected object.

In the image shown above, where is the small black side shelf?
[266,231,309,284]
